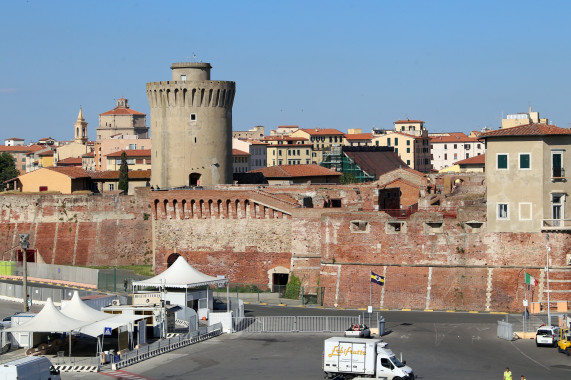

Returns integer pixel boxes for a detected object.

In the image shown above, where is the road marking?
[424,309,433,312]
[469,311,479,313]
[402,308,411,311]
[510,341,550,371]
[100,370,154,380]
[446,310,456,313]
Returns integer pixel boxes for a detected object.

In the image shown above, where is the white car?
[536,326,560,347]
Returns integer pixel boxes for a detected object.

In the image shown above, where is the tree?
[118,151,129,194]
[0,152,19,191]
[340,172,357,185]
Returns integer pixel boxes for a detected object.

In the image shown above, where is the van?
[536,325,560,347]
[0,356,60,380]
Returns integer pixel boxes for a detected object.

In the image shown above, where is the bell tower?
[74,107,88,145]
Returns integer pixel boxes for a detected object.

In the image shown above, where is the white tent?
[132,256,228,289]
[79,314,144,338]
[6,298,87,333]
[60,291,114,322]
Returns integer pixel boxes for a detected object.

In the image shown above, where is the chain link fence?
[97,269,150,293]
[0,261,98,286]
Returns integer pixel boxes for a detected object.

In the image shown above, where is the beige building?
[0,145,44,174]
[290,128,344,164]
[501,106,548,129]
[94,135,151,171]
[16,167,90,193]
[249,164,342,185]
[270,125,299,136]
[263,136,312,166]
[105,149,151,171]
[344,130,373,147]
[372,132,431,173]
[232,138,267,170]
[147,62,235,187]
[232,149,250,173]
[96,98,148,141]
[90,170,150,194]
[232,125,264,140]
[480,123,571,232]
[4,138,25,146]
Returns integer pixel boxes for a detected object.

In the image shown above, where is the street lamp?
[19,234,30,312]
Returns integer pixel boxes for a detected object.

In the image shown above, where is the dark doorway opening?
[17,249,36,263]
[189,173,201,186]
[272,273,289,294]
[167,253,181,268]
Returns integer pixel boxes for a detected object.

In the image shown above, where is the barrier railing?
[232,316,360,333]
[111,323,222,370]
[497,320,514,341]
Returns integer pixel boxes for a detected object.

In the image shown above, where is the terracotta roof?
[106,149,151,157]
[57,157,83,165]
[299,128,345,136]
[394,119,424,124]
[100,107,145,116]
[82,152,95,158]
[344,133,373,140]
[430,132,478,143]
[374,131,424,140]
[479,123,571,138]
[455,154,485,165]
[0,146,41,153]
[268,144,313,148]
[263,136,308,141]
[39,137,55,141]
[38,150,54,157]
[46,167,90,179]
[89,170,151,180]
[232,149,250,156]
[5,137,24,141]
[249,164,342,178]
[343,149,409,178]
[277,125,299,129]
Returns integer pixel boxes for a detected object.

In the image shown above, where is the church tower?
[146,62,236,187]
[74,107,88,144]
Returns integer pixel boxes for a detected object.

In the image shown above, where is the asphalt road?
[48,305,570,380]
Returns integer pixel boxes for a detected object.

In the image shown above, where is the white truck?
[0,356,60,380]
[323,337,414,380]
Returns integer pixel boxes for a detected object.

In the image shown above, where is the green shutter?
[520,154,530,169]
[497,154,508,169]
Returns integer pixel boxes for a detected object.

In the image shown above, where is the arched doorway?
[167,253,181,268]
[189,173,201,186]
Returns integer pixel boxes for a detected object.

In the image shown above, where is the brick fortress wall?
[0,190,152,266]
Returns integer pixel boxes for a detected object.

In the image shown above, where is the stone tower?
[74,107,88,144]
[146,62,236,187]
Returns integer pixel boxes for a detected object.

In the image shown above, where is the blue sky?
[1,0,570,142]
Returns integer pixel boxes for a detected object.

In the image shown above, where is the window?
[497,203,509,220]
[464,144,470,149]
[278,150,282,156]
[552,150,564,178]
[190,114,197,121]
[519,153,531,170]
[395,148,399,155]
[136,159,143,164]
[180,74,187,81]
[407,148,410,153]
[350,220,370,233]
[477,144,481,149]
[454,144,457,149]
[401,126,405,131]
[109,184,115,191]
[376,141,379,146]
[552,193,565,226]
[406,160,410,165]
[497,154,508,170]
[394,138,399,145]
[387,138,391,146]
[466,153,469,159]
[127,159,135,165]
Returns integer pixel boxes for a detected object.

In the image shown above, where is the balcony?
[551,167,566,182]
[541,219,571,231]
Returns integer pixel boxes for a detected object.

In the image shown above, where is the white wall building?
[430,132,485,170]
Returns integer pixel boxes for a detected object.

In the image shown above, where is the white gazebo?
[132,256,230,315]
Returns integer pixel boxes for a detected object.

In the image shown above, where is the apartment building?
[263,136,312,166]
[430,132,485,170]
[290,128,344,164]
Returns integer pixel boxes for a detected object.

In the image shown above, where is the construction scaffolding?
[320,146,376,183]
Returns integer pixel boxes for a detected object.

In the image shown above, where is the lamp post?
[19,234,30,312]
[546,234,551,326]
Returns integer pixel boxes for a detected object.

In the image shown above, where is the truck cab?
[376,347,414,379]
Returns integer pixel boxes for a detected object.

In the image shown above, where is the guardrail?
[233,316,360,333]
[111,323,222,370]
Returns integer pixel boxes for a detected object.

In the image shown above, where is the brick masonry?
[0,184,569,311]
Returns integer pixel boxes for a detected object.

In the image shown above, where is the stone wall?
[0,190,152,266]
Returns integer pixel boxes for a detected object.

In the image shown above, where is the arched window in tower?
[189,173,201,186]
[167,253,180,268]
[76,128,79,136]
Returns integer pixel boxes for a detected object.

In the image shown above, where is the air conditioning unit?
[111,299,121,306]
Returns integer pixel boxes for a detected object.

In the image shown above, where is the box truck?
[0,356,60,380]
[323,337,414,380]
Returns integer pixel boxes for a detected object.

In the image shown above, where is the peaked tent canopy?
[79,314,145,338]
[6,298,88,333]
[132,256,228,290]
[60,291,114,322]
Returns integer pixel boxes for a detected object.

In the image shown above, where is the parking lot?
[51,306,570,379]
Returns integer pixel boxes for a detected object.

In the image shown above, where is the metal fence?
[111,323,222,370]
[0,261,99,287]
[0,282,99,304]
[232,315,360,333]
[214,284,325,306]
[98,268,150,293]
[497,320,514,341]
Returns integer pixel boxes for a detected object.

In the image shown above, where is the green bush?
[284,274,301,299]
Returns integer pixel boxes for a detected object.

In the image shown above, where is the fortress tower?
[146,62,236,187]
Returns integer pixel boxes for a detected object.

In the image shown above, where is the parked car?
[536,325,560,347]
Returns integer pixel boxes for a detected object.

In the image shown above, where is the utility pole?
[19,234,30,312]
[546,234,551,326]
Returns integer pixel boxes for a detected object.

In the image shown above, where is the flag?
[371,271,384,286]
[525,272,538,286]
